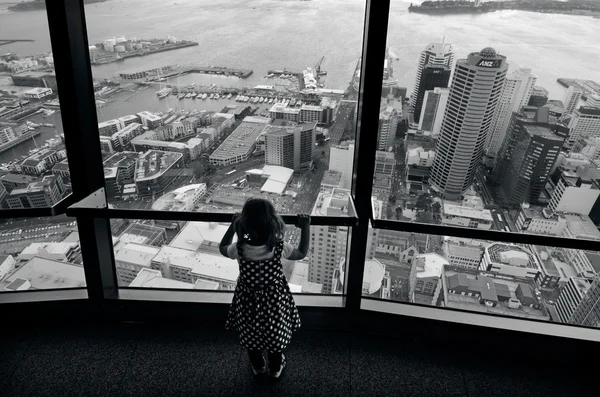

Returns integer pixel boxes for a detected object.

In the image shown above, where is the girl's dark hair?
[234,198,285,249]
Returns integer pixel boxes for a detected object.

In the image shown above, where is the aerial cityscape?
[0,0,600,330]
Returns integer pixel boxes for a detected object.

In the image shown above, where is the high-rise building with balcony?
[411,42,455,108]
[565,106,600,149]
[563,85,583,115]
[485,68,537,165]
[377,104,399,151]
[429,47,508,200]
[413,65,451,124]
[309,190,379,294]
[492,108,568,207]
[418,87,449,134]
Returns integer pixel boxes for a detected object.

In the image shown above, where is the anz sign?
[476,59,502,68]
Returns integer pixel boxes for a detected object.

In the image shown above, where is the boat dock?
[187,66,253,78]
[557,78,600,101]
[0,130,42,155]
[268,68,303,76]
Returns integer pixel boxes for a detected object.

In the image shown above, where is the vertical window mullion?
[345,0,391,310]
[45,0,118,300]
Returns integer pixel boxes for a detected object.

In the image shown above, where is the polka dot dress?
[225,240,301,352]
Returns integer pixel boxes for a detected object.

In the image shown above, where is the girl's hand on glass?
[296,214,311,228]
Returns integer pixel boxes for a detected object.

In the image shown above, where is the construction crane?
[315,56,327,76]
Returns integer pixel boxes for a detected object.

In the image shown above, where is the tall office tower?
[563,85,583,115]
[492,108,568,207]
[377,104,399,151]
[418,87,449,134]
[413,65,451,124]
[485,68,537,165]
[569,275,600,327]
[411,42,455,108]
[586,94,600,109]
[565,106,600,149]
[429,47,508,200]
[329,141,355,190]
[528,86,549,107]
[264,122,316,171]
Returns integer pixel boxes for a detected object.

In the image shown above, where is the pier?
[0,130,41,155]
[187,66,253,78]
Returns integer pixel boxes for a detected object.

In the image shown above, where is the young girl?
[219,198,310,378]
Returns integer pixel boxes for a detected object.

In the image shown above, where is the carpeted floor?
[0,323,592,397]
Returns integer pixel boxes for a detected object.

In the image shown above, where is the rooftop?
[117,223,165,246]
[129,268,219,289]
[0,173,36,184]
[151,184,206,211]
[135,150,182,182]
[443,202,493,222]
[312,188,351,217]
[210,118,270,161]
[10,175,59,196]
[24,87,52,95]
[169,221,231,252]
[18,148,57,167]
[322,170,343,187]
[486,243,538,269]
[2,257,85,290]
[114,243,160,267]
[523,124,564,141]
[415,253,448,279]
[564,214,600,240]
[246,165,294,195]
[152,246,239,282]
[102,151,140,168]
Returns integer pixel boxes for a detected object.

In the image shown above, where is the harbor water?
[1,0,600,163]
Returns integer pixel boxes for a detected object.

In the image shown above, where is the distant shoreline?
[408,1,600,18]
[8,0,109,12]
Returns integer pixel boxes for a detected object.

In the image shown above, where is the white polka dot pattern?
[225,240,301,353]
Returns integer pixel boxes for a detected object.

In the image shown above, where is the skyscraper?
[413,65,451,124]
[264,122,316,171]
[492,108,568,207]
[565,106,600,149]
[569,274,600,327]
[310,191,380,294]
[418,87,449,134]
[528,86,549,107]
[485,68,536,165]
[377,103,399,151]
[563,85,583,115]
[411,42,455,108]
[329,140,355,190]
[429,47,508,200]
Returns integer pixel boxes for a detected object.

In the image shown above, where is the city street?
[0,220,77,255]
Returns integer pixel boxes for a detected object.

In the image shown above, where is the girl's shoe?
[252,363,268,376]
[270,354,286,379]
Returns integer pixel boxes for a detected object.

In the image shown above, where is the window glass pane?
[112,219,349,295]
[0,4,73,208]
[363,229,600,329]
[376,1,600,230]
[0,215,83,292]
[83,1,365,213]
